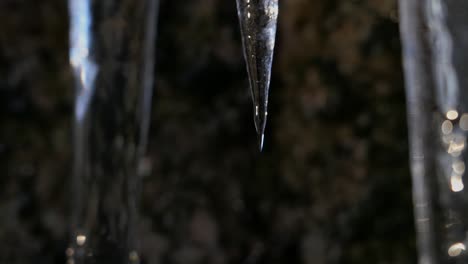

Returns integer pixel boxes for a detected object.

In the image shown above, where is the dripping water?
[236,0,278,151]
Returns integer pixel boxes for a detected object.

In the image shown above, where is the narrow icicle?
[68,0,97,261]
[236,0,278,151]
[398,0,439,262]
[69,0,98,123]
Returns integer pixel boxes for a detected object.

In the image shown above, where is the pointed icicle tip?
[236,0,278,151]
[254,104,267,151]
[258,132,265,152]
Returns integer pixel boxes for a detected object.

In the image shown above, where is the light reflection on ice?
[69,0,98,122]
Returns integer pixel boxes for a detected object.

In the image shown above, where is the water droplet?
[452,160,465,174]
[236,0,278,150]
[129,251,140,263]
[66,247,75,257]
[441,120,453,134]
[448,242,466,257]
[460,114,468,130]
[447,110,459,120]
[447,135,466,156]
[76,235,87,246]
[450,174,464,192]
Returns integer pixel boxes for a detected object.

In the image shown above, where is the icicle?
[236,0,278,151]
[398,1,440,263]
[68,0,97,262]
[425,0,459,113]
[68,0,159,262]
[69,0,98,123]
[400,0,468,263]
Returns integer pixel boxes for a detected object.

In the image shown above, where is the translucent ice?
[236,0,278,150]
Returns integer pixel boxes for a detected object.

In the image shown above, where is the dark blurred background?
[0,0,415,263]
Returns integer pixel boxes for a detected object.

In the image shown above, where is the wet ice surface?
[236,0,278,151]
[400,0,468,263]
[69,0,97,123]
[68,0,97,262]
[426,0,458,114]
[68,0,159,263]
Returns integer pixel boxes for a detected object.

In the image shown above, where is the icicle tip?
[258,132,265,152]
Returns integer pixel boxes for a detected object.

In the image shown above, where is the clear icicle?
[69,0,98,123]
[400,0,468,263]
[68,0,97,262]
[68,0,159,262]
[236,0,278,151]
[425,0,459,113]
[398,0,439,262]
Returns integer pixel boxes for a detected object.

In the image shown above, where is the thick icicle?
[236,0,278,151]
[398,0,440,263]
[68,0,159,262]
[400,0,468,263]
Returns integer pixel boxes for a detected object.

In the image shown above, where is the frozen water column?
[68,0,159,263]
[399,0,468,263]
